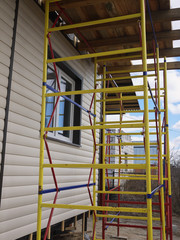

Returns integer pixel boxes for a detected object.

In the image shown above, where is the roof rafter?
[62,8,180,34]
[49,0,119,10]
[78,30,180,50]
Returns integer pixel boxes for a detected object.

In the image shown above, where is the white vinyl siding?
[0,0,15,164]
[0,0,100,240]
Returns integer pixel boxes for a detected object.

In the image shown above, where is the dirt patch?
[75,215,180,240]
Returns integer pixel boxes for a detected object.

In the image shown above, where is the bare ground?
[75,215,180,240]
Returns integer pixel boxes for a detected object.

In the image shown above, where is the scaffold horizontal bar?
[48,13,141,32]
[97,214,159,221]
[97,53,154,62]
[44,83,96,117]
[151,88,165,91]
[97,142,157,146]
[104,119,155,124]
[105,156,157,160]
[41,203,147,213]
[45,85,144,97]
[96,190,158,195]
[97,96,145,102]
[119,174,157,177]
[104,200,166,206]
[105,177,168,181]
[97,95,163,102]
[105,177,149,180]
[39,183,95,195]
[147,184,164,199]
[105,154,158,158]
[47,47,142,63]
[96,74,155,82]
[106,159,158,162]
[105,223,162,229]
[43,163,149,169]
[105,132,165,136]
[105,109,165,114]
[105,132,143,136]
[98,120,144,124]
[44,123,145,132]
[106,157,157,160]
[106,67,164,74]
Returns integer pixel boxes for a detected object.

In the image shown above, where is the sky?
[107,0,180,152]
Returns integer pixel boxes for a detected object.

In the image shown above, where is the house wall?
[0,0,15,171]
[0,1,100,239]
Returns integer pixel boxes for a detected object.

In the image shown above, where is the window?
[45,65,76,143]
[45,49,82,145]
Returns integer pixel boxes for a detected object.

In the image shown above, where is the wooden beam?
[61,220,65,231]
[78,30,180,50]
[98,62,180,74]
[47,227,51,240]
[74,215,77,229]
[28,234,33,240]
[159,48,180,58]
[62,8,180,34]
[49,0,119,10]
[82,213,85,240]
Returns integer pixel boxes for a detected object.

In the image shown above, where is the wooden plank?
[78,30,180,50]
[63,8,180,34]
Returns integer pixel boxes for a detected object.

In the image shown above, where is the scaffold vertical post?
[164,57,173,240]
[102,64,106,240]
[157,47,166,240]
[93,58,97,239]
[140,0,153,239]
[37,0,49,239]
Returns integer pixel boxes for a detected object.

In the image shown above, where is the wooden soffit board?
[45,0,179,112]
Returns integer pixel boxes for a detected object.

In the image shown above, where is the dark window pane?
[65,79,72,92]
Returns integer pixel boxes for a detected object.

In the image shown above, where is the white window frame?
[46,65,75,143]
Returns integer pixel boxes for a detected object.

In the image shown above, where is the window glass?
[45,65,74,142]
[45,68,56,129]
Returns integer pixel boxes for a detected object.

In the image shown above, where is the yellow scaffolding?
[37,0,172,239]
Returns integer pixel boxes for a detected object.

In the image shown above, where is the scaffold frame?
[37,0,173,239]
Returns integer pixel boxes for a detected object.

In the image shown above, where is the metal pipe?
[39,183,95,194]
[44,83,96,117]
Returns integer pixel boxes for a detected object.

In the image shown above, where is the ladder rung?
[41,203,147,213]
[48,13,141,32]
[98,142,157,146]
[97,214,160,221]
[44,123,145,132]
